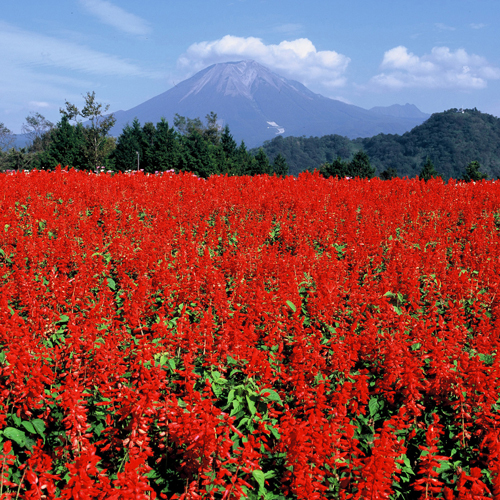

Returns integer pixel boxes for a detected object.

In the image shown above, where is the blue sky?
[1,0,499,133]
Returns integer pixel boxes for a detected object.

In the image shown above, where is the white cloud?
[369,46,500,90]
[28,101,50,108]
[178,35,350,89]
[435,23,456,31]
[470,23,487,29]
[271,23,303,35]
[0,21,153,77]
[79,0,151,36]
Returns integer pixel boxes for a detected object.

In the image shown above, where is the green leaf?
[21,421,36,434]
[246,395,257,415]
[3,427,27,447]
[252,469,266,492]
[93,423,104,436]
[230,401,243,416]
[270,426,281,440]
[238,417,250,429]
[286,300,296,313]
[260,389,282,404]
[107,277,116,291]
[368,398,381,417]
[32,419,46,437]
[56,314,70,324]
[437,460,452,472]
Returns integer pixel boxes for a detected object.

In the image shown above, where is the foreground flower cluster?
[0,169,499,499]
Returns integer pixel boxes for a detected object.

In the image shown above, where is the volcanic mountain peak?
[110,60,430,147]
[182,60,286,101]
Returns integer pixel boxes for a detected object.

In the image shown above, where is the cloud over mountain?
[178,35,350,90]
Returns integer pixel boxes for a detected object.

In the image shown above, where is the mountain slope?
[257,108,500,178]
[110,60,428,147]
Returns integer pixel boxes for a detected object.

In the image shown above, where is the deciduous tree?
[21,112,53,152]
[60,91,116,169]
[0,122,14,152]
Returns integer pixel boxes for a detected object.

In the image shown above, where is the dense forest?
[257,108,500,179]
[0,93,287,178]
[0,97,497,180]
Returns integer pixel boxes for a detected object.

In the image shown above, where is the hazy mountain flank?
[111,60,429,147]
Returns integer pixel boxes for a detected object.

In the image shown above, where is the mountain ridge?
[109,60,429,147]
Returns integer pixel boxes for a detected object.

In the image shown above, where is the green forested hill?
[256,108,500,178]
[254,134,357,176]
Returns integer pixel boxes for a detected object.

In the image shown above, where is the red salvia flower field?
[1,168,500,498]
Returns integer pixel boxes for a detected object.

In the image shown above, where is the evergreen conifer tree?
[221,125,237,157]
[233,141,254,176]
[147,119,180,172]
[111,119,144,172]
[253,148,272,175]
[321,156,349,178]
[419,157,440,181]
[348,151,375,179]
[272,153,288,176]
[219,125,238,174]
[37,115,85,169]
[380,167,398,180]
[180,129,215,178]
[462,160,487,182]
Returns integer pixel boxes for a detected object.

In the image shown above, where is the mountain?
[369,103,430,119]
[257,108,500,179]
[110,60,429,147]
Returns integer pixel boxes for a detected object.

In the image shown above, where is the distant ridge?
[110,60,429,147]
[369,103,430,119]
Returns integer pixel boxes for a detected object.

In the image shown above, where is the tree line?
[319,153,488,182]
[0,94,491,181]
[0,92,288,178]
